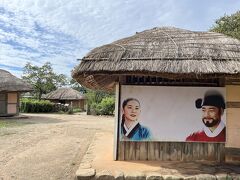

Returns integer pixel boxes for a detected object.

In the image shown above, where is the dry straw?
[72,27,240,90]
[43,88,86,100]
[0,69,33,92]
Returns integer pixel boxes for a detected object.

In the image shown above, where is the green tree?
[70,78,87,93]
[97,96,115,115]
[85,89,114,115]
[210,11,240,40]
[22,62,68,99]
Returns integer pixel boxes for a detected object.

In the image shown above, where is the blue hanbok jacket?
[121,121,151,141]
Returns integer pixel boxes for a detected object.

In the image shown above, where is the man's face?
[201,106,222,127]
[123,100,141,122]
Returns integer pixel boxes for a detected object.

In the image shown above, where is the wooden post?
[225,83,240,161]
[17,92,20,115]
[113,82,120,160]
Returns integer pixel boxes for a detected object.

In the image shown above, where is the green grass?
[0,120,32,129]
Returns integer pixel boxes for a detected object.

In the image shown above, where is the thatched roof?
[0,69,33,92]
[43,88,86,100]
[72,26,240,90]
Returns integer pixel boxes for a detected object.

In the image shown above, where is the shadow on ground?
[120,160,240,175]
[0,114,66,126]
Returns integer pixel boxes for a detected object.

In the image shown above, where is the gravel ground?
[0,113,114,180]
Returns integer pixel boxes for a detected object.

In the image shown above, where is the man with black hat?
[186,90,226,142]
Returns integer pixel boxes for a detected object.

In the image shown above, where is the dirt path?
[0,113,114,180]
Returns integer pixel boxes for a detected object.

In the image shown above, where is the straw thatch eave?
[73,71,239,92]
[44,88,86,100]
[0,69,33,92]
[72,26,240,91]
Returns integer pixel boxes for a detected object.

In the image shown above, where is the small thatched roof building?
[0,69,32,92]
[44,88,86,110]
[0,69,33,116]
[72,27,240,162]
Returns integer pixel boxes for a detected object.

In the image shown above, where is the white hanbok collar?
[124,121,139,136]
[203,120,225,137]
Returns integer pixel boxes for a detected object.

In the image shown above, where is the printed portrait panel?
[119,85,226,142]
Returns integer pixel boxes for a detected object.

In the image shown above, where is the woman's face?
[123,100,141,122]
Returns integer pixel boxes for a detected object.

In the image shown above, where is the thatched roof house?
[72,27,240,163]
[0,69,32,92]
[72,26,240,91]
[43,88,86,110]
[0,69,33,116]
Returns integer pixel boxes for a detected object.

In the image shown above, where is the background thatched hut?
[72,27,240,162]
[0,69,33,116]
[43,88,86,111]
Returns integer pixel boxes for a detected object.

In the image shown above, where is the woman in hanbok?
[121,98,151,141]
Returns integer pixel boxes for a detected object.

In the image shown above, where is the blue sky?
[0,0,239,78]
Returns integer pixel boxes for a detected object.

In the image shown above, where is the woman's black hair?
[122,98,140,108]
[121,98,140,125]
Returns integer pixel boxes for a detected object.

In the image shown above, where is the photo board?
[119,85,226,142]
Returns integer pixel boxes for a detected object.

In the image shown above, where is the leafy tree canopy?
[85,89,115,115]
[22,62,68,99]
[70,78,87,93]
[210,11,240,40]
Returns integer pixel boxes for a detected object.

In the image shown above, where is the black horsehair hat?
[195,90,225,109]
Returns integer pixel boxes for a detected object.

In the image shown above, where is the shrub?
[85,90,115,115]
[97,97,115,115]
[88,97,115,115]
[20,98,54,113]
[72,108,83,113]
[68,108,73,114]
[89,102,98,115]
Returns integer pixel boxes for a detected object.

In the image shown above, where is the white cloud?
[1,0,179,46]
[0,4,84,78]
